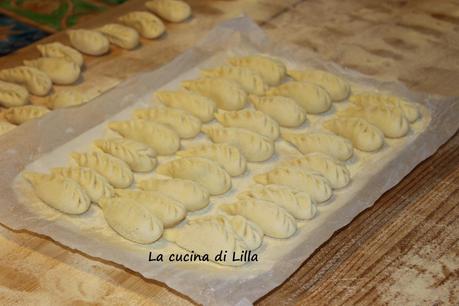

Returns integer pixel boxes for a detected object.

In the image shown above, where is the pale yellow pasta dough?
[182,78,246,111]
[99,197,163,244]
[145,0,191,23]
[37,42,84,67]
[228,54,286,86]
[4,105,49,125]
[0,80,28,107]
[97,23,139,50]
[249,95,306,128]
[201,126,274,162]
[118,11,165,39]
[67,29,110,56]
[214,109,280,140]
[267,81,331,114]
[323,117,384,152]
[23,172,91,214]
[155,90,216,122]
[0,66,52,96]
[24,57,80,85]
[201,66,267,95]
[156,157,231,195]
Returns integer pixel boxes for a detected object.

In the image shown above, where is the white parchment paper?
[1,17,458,305]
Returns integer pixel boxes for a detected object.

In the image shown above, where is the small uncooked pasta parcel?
[0,120,16,136]
[45,90,88,109]
[0,80,28,107]
[280,153,351,189]
[282,131,354,161]
[238,185,317,220]
[114,189,186,228]
[118,11,165,39]
[145,0,191,23]
[0,66,52,96]
[23,57,80,85]
[163,216,249,266]
[22,172,91,214]
[228,54,286,86]
[155,90,216,122]
[201,126,274,162]
[134,107,201,139]
[287,69,351,102]
[108,119,180,155]
[96,23,140,50]
[177,143,247,176]
[323,117,384,152]
[67,29,110,56]
[249,95,306,128]
[182,78,246,111]
[156,157,231,195]
[349,92,420,123]
[52,167,114,203]
[71,151,133,188]
[93,138,157,172]
[254,167,332,203]
[201,66,267,95]
[339,104,409,138]
[267,81,332,114]
[37,42,84,67]
[137,178,209,211]
[4,105,49,125]
[215,109,280,140]
[220,198,297,239]
[99,197,163,244]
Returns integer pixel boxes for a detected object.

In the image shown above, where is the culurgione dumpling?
[155,90,216,122]
[323,117,384,152]
[201,66,267,95]
[182,78,246,111]
[0,66,52,96]
[201,126,274,162]
[37,42,84,67]
[4,105,49,125]
[349,93,420,123]
[238,185,317,220]
[145,0,191,23]
[163,216,249,266]
[99,197,163,244]
[23,172,90,214]
[93,138,157,172]
[339,104,409,138]
[71,151,133,188]
[254,167,332,203]
[96,23,139,50]
[215,109,280,140]
[282,131,353,161]
[134,107,201,139]
[52,167,114,203]
[118,11,165,39]
[287,69,351,101]
[114,189,186,227]
[45,90,88,109]
[0,80,28,107]
[23,57,80,85]
[225,215,263,250]
[67,29,110,56]
[249,95,306,128]
[267,81,331,114]
[156,157,231,195]
[228,54,286,86]
[280,153,351,189]
[108,119,180,155]
[138,178,209,211]
[0,120,15,136]
[177,143,247,176]
[220,198,297,239]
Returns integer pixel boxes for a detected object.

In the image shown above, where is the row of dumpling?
[0,0,192,136]
[164,153,353,266]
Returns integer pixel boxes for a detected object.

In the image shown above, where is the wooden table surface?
[1,0,458,305]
